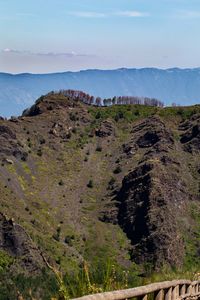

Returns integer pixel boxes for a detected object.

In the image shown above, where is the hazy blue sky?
[1,0,200,73]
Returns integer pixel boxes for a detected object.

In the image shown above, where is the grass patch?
[21,162,32,175]
[158,105,200,120]
[88,104,158,123]
[183,202,200,270]
[0,269,59,300]
[0,250,13,273]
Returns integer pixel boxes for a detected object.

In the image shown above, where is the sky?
[1,0,200,73]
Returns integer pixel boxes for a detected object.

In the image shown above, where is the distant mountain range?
[1,67,200,117]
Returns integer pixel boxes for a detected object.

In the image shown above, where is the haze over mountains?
[1,67,200,117]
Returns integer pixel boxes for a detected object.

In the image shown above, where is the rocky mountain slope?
[0,92,200,298]
[1,67,200,117]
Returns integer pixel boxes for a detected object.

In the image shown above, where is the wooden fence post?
[164,287,172,300]
[155,289,164,300]
[180,284,185,296]
[172,285,178,300]
[139,294,148,300]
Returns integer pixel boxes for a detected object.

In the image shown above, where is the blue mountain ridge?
[1,67,200,117]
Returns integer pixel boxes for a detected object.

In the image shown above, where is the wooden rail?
[72,280,200,300]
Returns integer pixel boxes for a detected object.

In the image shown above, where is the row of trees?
[55,89,164,107]
[102,96,164,107]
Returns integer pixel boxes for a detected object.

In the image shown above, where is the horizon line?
[1,66,200,76]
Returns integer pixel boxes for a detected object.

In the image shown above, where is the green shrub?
[64,235,75,246]
[113,166,122,174]
[37,149,43,157]
[96,146,102,152]
[108,177,116,186]
[95,111,102,119]
[53,226,61,242]
[114,111,124,122]
[70,113,78,121]
[87,180,94,188]
[40,138,46,144]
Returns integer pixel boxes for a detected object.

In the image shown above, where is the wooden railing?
[72,280,200,300]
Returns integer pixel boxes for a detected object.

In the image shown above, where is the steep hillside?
[0,93,200,298]
[1,67,200,117]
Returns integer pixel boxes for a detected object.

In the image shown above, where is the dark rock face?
[0,125,17,157]
[23,103,41,117]
[22,94,80,117]
[95,121,114,137]
[49,122,72,140]
[180,115,200,153]
[132,117,175,153]
[116,161,185,268]
[117,163,152,244]
[0,125,16,139]
[103,116,187,269]
[0,125,27,160]
[137,131,160,148]
[0,213,45,273]
[123,143,138,157]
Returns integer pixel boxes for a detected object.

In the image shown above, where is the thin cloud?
[68,10,149,18]
[1,48,94,58]
[2,48,25,54]
[69,11,106,18]
[115,11,150,17]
